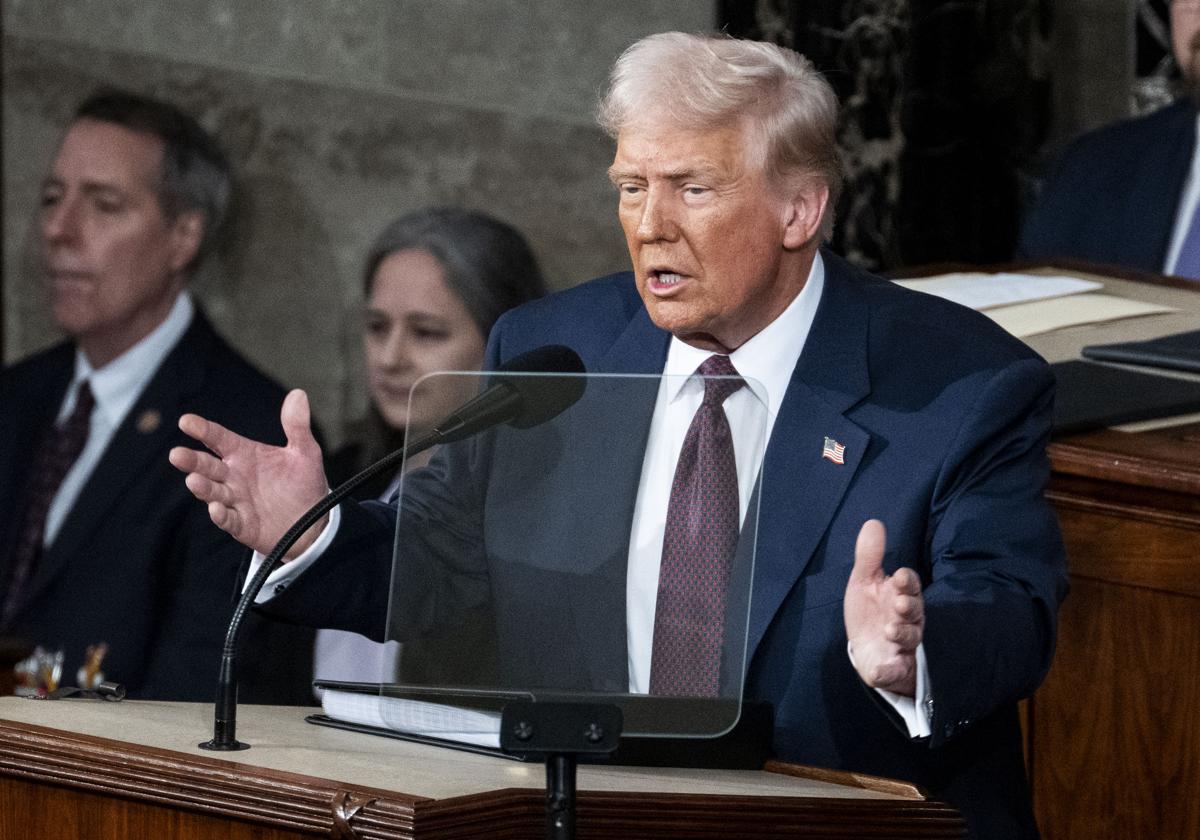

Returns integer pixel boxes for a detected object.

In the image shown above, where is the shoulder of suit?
[824,251,1040,368]
[1060,100,1195,165]
[494,271,641,337]
[0,341,75,394]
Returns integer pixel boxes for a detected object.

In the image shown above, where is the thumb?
[850,518,887,584]
[280,389,317,449]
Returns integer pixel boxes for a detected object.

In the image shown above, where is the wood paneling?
[1029,425,1200,839]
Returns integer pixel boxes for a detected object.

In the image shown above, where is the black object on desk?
[1051,359,1200,435]
[1082,329,1200,374]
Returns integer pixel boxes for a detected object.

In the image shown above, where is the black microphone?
[200,345,586,750]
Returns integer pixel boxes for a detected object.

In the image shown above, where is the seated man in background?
[0,89,314,703]
[1018,1,1200,278]
[173,33,1067,839]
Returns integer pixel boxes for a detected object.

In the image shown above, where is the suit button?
[943,722,956,738]
[273,583,288,595]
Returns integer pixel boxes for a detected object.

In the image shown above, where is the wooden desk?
[1006,266,1200,839]
[0,699,964,839]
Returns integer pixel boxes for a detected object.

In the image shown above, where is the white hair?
[598,32,842,240]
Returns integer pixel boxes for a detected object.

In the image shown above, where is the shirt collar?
[661,251,825,418]
[66,292,195,426]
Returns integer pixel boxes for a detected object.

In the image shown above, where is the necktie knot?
[697,355,743,407]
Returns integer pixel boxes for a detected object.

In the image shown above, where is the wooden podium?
[0,698,964,839]
[993,265,1200,840]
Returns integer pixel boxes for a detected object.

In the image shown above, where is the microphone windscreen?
[494,345,587,428]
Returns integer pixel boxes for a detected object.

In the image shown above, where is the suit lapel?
[1119,101,1196,270]
[746,255,873,656]
[0,351,74,581]
[26,317,212,604]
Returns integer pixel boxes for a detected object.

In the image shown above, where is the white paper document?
[321,688,502,748]
[893,272,1103,310]
[983,294,1175,339]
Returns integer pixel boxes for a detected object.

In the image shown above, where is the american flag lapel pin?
[822,436,846,465]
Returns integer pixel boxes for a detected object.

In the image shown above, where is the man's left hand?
[843,519,924,697]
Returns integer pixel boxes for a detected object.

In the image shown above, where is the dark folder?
[1051,360,1200,435]
[1082,329,1200,374]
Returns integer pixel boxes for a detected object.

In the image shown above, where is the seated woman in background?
[316,207,547,688]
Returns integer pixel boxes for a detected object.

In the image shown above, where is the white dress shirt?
[1163,113,1200,275]
[255,254,931,736]
[44,292,194,546]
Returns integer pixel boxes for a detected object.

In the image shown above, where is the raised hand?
[843,519,924,697]
[169,389,329,559]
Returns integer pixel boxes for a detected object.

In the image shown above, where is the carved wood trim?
[0,718,420,839]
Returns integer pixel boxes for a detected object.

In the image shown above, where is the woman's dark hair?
[362,207,547,338]
[340,208,548,480]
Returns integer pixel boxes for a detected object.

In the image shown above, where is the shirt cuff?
[847,641,933,739]
[243,503,342,604]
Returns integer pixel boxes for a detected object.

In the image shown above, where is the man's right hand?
[169,389,330,559]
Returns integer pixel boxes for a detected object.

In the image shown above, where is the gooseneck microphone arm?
[200,345,586,750]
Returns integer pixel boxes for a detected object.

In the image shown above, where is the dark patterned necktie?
[2,381,95,626]
[650,355,745,697]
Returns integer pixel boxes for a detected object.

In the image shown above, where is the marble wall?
[721,0,1159,271]
[2,0,714,442]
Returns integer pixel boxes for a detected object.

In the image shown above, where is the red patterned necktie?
[650,355,744,697]
[2,381,96,626]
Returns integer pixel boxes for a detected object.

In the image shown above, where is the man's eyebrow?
[607,166,641,184]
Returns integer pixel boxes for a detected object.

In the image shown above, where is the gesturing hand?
[168,389,330,559]
[843,519,924,697]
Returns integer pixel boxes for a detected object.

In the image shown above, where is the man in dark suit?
[0,90,314,703]
[172,34,1067,839]
[1018,2,1200,276]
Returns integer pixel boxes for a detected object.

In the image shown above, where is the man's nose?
[635,189,678,243]
[42,198,80,244]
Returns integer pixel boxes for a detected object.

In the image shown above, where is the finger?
[280,390,318,451]
[171,447,228,482]
[185,472,235,506]
[208,501,241,538]
[886,621,923,649]
[891,566,922,596]
[178,413,239,458]
[893,592,924,623]
[850,519,887,584]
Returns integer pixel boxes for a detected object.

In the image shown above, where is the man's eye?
[413,328,449,341]
[684,186,709,196]
[39,192,62,209]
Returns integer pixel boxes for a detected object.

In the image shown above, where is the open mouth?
[647,269,691,294]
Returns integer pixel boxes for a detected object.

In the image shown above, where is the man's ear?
[168,211,205,273]
[781,181,829,251]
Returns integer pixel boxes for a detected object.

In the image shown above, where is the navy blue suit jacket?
[0,311,315,704]
[264,251,1067,839]
[1018,100,1197,272]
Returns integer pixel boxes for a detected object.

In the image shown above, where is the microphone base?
[198,738,251,751]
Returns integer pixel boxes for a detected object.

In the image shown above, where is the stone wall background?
[2,0,715,444]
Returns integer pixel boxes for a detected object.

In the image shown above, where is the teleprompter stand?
[500,701,622,840]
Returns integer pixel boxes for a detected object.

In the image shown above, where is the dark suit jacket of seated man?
[1018,4,1200,275]
[1017,97,1197,273]
[0,88,314,703]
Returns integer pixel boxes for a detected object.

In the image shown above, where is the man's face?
[1173,0,1200,85]
[40,118,200,367]
[609,117,817,353]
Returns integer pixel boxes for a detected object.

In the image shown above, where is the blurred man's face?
[40,118,200,367]
[1173,0,1200,84]
[609,117,819,353]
